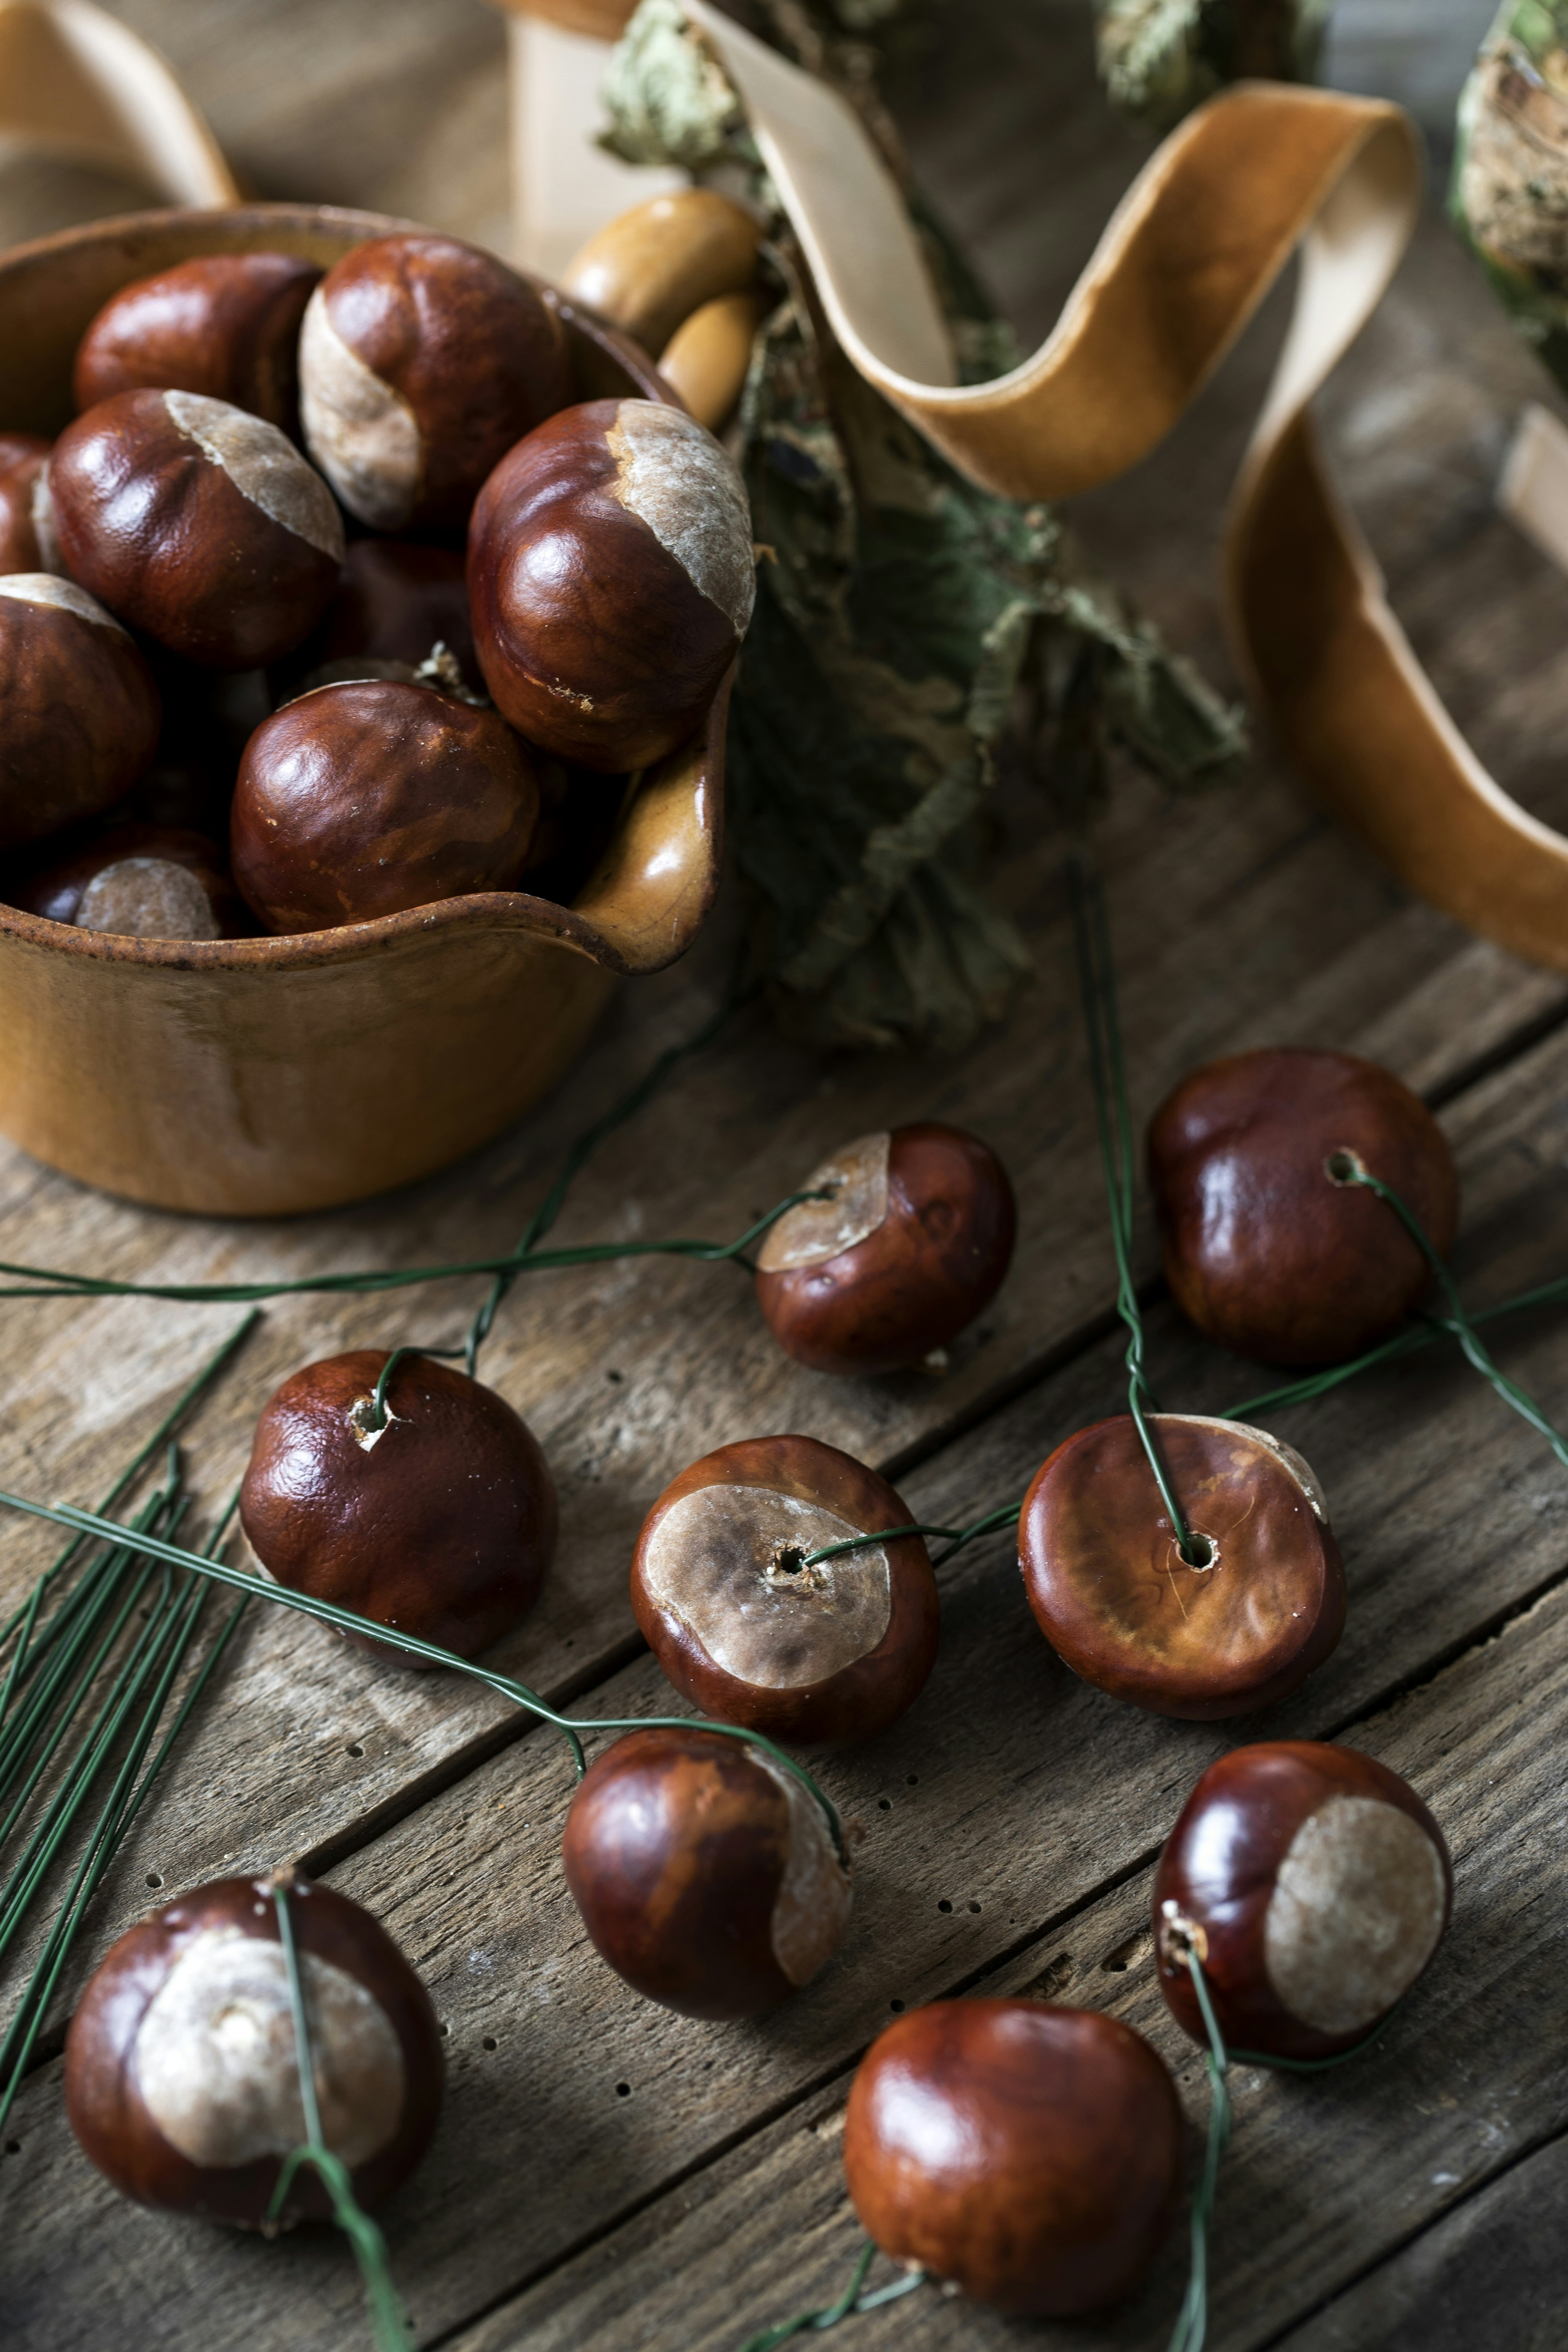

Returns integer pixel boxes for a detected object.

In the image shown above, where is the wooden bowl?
[0,203,724,1215]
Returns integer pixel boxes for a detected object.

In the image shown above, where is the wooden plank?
[9,988,1568,2347]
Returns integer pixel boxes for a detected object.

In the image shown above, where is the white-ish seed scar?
[1263,1794,1447,2034]
[752,1748,853,1986]
[298,290,422,532]
[76,859,220,941]
[606,400,756,635]
[756,1132,891,1274]
[164,390,344,560]
[0,572,126,633]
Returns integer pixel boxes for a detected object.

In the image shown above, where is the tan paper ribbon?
[0,0,237,211]
[689,2,1568,976]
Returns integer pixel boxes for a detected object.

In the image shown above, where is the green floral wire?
[268,1880,414,2352]
[0,1490,849,1865]
[736,2240,928,2352]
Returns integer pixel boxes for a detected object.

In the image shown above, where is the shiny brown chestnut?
[1020,1413,1345,1718]
[0,430,54,571]
[64,1869,443,2229]
[49,388,345,668]
[72,253,323,433]
[1148,1047,1460,1367]
[292,537,481,695]
[231,680,540,933]
[0,575,160,849]
[11,822,247,939]
[239,1349,557,1664]
[299,233,571,534]
[562,1725,851,2019]
[630,1435,938,1746]
[468,396,755,771]
[843,2001,1182,2314]
[1154,1740,1452,2060]
[756,1124,1016,1377]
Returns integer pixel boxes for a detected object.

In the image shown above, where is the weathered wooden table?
[3,4,1567,2348]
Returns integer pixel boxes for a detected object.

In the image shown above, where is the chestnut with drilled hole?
[0,431,53,571]
[299,232,571,534]
[239,1349,556,1662]
[10,822,248,939]
[843,2000,1182,2313]
[72,252,322,433]
[64,1869,443,2228]
[1020,1413,1345,1716]
[1148,1047,1460,1366]
[231,680,541,932]
[468,396,754,770]
[562,1725,851,2019]
[755,1123,1016,1376]
[290,536,481,697]
[0,576,160,849]
[1155,1740,1452,2059]
[630,1434,938,1745]
[49,388,345,668]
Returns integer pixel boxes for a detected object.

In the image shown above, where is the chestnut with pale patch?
[1019,1412,1346,1717]
[299,232,571,534]
[49,388,344,669]
[561,1725,852,2019]
[64,1871,443,2228]
[756,1122,1016,1376]
[468,396,754,771]
[72,252,322,433]
[0,431,53,571]
[11,821,246,940]
[630,1434,939,1745]
[843,2001,1183,2314]
[231,680,541,933]
[239,1349,557,1662]
[1149,1047,1460,1366]
[0,574,161,849]
[1154,1740,1453,2058]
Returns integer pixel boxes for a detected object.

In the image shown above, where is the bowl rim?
[0,201,723,981]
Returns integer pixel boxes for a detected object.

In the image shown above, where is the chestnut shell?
[630,1434,939,1745]
[562,1724,852,2020]
[239,1349,557,1663]
[1019,1412,1346,1718]
[1154,1739,1453,2059]
[1148,1047,1460,1367]
[0,580,161,849]
[0,431,52,571]
[843,2000,1183,2315]
[64,1870,443,2228]
[9,821,247,939]
[755,1122,1016,1376]
[72,252,322,433]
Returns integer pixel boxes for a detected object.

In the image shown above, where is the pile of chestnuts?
[0,233,755,943]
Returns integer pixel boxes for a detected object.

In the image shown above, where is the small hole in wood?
[889,1999,905,2013]
[968,1901,980,1914]
[877,1798,892,1812]
[345,1744,364,1758]
[607,1370,623,1384]
[145,1873,162,1888]
[615,2081,631,2097]
[937,1899,953,1914]
[482,2037,497,2051]
[905,1774,918,1786]
[439,2023,451,2036]
[4,2139,19,2155]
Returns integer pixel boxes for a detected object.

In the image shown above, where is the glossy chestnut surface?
[231,680,541,932]
[293,537,480,695]
[1020,1413,1345,1718]
[65,1870,443,2229]
[630,1434,938,1746]
[10,822,247,939]
[843,2000,1182,2314]
[562,1725,851,2019]
[756,1123,1016,1376]
[0,430,53,571]
[1148,1048,1460,1366]
[299,232,571,534]
[468,396,754,771]
[239,1349,557,1663]
[49,387,345,668]
[1155,1740,1452,2059]
[0,576,161,849]
[72,252,322,432]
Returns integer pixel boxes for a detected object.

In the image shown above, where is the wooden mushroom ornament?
[467,396,754,770]
[1020,1414,1345,1716]
[239,1349,557,1662]
[65,1871,443,2227]
[562,1726,851,2019]
[755,1123,1016,1375]
[1149,1048,1459,1366]
[843,2000,1182,2313]
[1154,1740,1452,2058]
[630,1434,938,1745]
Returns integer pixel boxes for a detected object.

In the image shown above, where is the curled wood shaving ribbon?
[687,2,1568,977]
[0,0,236,210]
